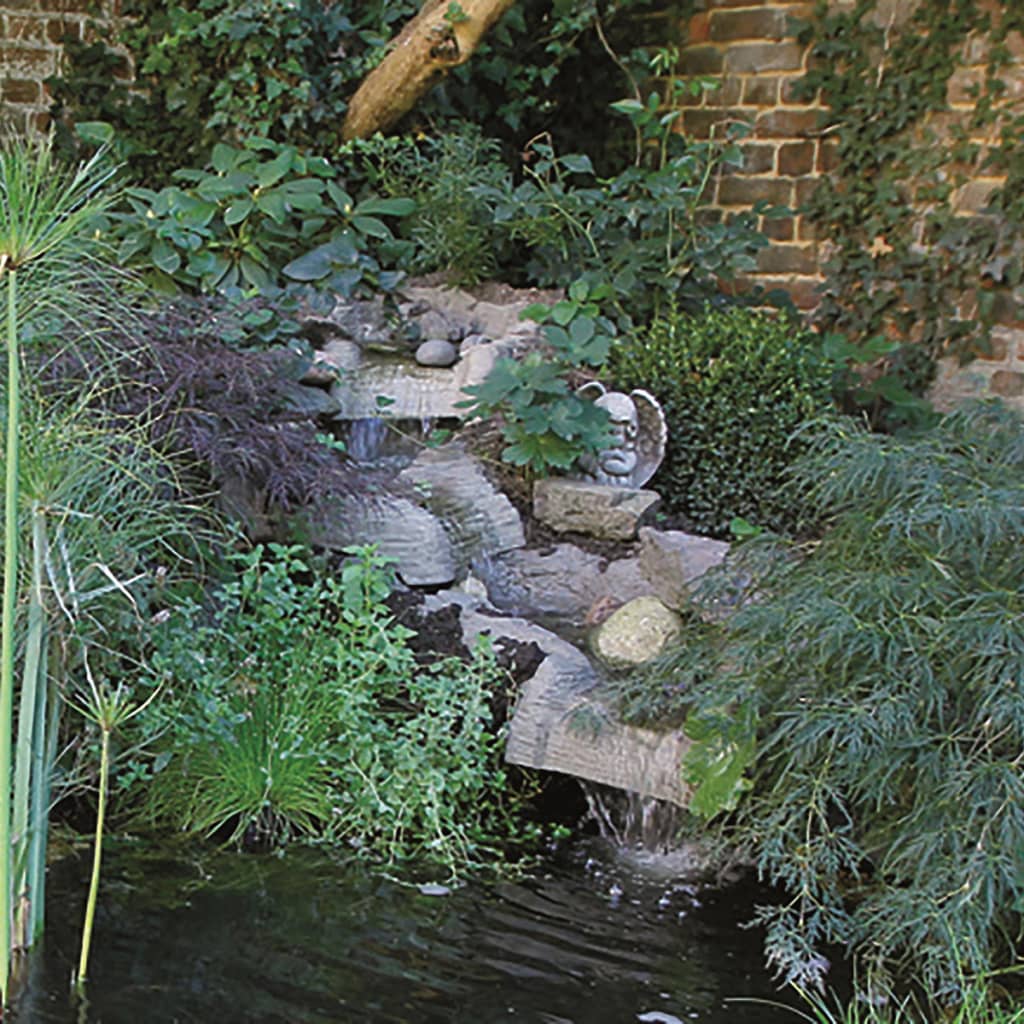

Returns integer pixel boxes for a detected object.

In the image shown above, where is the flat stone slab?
[639,527,730,611]
[533,479,660,541]
[302,495,456,587]
[398,445,525,565]
[485,543,651,622]
[329,342,507,420]
[457,607,690,806]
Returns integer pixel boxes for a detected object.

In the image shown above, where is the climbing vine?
[794,0,1024,424]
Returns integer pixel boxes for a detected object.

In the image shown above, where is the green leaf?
[255,190,287,223]
[353,196,416,217]
[151,239,181,275]
[560,154,594,175]
[257,149,294,188]
[350,215,390,239]
[282,242,335,281]
[224,198,254,226]
[211,143,237,173]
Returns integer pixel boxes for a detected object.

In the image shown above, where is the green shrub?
[479,73,773,325]
[611,306,836,537]
[106,137,414,297]
[353,126,515,286]
[458,279,616,475]
[130,544,526,874]
[661,403,1024,1003]
[48,0,419,184]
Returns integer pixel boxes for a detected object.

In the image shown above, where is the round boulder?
[415,338,459,367]
[590,595,683,669]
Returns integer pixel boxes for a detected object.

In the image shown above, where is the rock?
[638,528,730,611]
[485,544,651,622]
[398,445,525,566]
[414,338,459,367]
[318,339,364,372]
[415,309,462,343]
[276,381,341,419]
[590,596,683,668]
[301,297,396,349]
[458,333,491,355]
[302,495,456,587]
[453,607,689,805]
[533,478,660,541]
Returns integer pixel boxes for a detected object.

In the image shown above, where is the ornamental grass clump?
[654,402,1024,1007]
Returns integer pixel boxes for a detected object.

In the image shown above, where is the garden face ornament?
[573,382,667,488]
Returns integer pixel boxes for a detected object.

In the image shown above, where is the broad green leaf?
[211,143,237,173]
[257,149,294,188]
[282,243,335,281]
[353,196,416,217]
[224,198,254,226]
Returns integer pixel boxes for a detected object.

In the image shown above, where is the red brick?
[756,244,819,275]
[710,8,789,43]
[755,107,822,138]
[734,142,776,174]
[780,74,816,105]
[817,139,840,172]
[796,216,820,242]
[46,17,83,43]
[762,215,795,241]
[1,78,40,104]
[742,76,778,107]
[687,12,711,44]
[753,274,823,310]
[990,370,1024,397]
[684,107,749,139]
[795,177,824,208]
[778,140,814,175]
[717,174,793,207]
[5,16,48,43]
[682,45,724,75]
[0,45,56,76]
[715,77,744,106]
[724,41,805,74]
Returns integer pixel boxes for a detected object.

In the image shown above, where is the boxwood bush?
[611,306,837,537]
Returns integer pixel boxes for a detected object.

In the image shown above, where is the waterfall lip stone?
[451,604,691,808]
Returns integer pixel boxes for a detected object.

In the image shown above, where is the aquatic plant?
[0,134,123,1001]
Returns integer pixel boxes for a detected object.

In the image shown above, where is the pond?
[15,838,805,1023]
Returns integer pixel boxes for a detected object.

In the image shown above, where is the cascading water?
[346,417,390,463]
[581,780,682,855]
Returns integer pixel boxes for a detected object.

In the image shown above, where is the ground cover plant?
[128,544,530,876]
[633,402,1024,1007]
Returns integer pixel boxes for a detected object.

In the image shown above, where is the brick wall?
[0,0,115,134]
[4,0,1023,408]
[676,0,1024,409]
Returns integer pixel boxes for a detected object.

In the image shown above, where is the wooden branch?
[342,0,517,142]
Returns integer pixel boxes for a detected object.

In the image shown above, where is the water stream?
[17,839,802,1024]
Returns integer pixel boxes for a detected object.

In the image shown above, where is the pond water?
[17,840,802,1024]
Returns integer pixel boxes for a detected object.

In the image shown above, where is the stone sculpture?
[573,382,667,488]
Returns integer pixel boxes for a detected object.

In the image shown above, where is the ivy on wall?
[794,0,1024,422]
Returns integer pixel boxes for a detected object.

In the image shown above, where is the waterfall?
[346,417,389,463]
[581,781,681,854]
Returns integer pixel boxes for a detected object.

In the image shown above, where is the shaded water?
[18,841,800,1024]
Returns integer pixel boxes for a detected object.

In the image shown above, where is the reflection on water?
[18,841,799,1024]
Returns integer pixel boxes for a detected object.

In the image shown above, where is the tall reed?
[0,134,120,1002]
